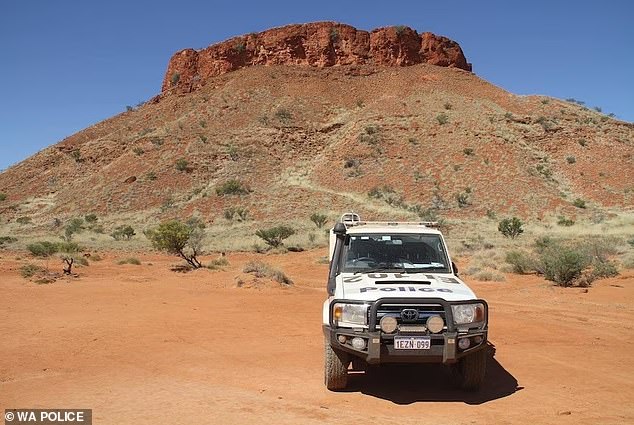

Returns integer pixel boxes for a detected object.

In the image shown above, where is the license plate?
[394,337,431,350]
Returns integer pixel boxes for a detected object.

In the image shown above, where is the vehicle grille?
[372,304,446,330]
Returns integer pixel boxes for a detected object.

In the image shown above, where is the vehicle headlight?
[451,303,485,325]
[333,303,368,326]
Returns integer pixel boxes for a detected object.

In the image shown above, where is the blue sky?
[1,0,632,171]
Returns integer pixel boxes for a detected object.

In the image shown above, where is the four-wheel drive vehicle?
[323,213,489,391]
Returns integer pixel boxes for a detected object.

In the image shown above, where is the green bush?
[255,225,295,248]
[591,260,618,279]
[572,198,586,209]
[505,250,536,274]
[216,179,250,196]
[436,113,449,125]
[111,225,135,241]
[27,241,59,257]
[463,147,475,156]
[84,214,98,224]
[0,236,17,246]
[358,125,381,145]
[175,158,189,172]
[64,217,85,240]
[310,212,328,229]
[146,219,204,269]
[498,217,524,239]
[16,217,32,225]
[557,216,575,226]
[0,193,6,201]
[566,156,576,164]
[171,73,180,86]
[539,245,589,287]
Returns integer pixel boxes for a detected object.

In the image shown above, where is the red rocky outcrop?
[161,22,472,94]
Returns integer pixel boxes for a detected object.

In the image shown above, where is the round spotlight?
[380,316,398,333]
[474,335,483,344]
[426,315,444,333]
[337,335,347,344]
[351,337,366,350]
[458,338,471,350]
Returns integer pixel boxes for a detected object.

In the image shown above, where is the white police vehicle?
[323,213,488,391]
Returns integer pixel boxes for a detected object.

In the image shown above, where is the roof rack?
[338,213,439,228]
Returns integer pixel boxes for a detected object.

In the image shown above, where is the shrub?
[572,198,586,209]
[368,185,405,208]
[474,270,505,282]
[0,236,17,246]
[84,214,98,224]
[456,191,471,208]
[329,28,339,43]
[58,241,81,274]
[578,139,588,147]
[566,156,576,164]
[557,216,575,226]
[171,73,180,86]
[70,149,82,162]
[358,125,381,145]
[111,225,136,241]
[498,217,524,239]
[216,179,250,196]
[310,212,328,229]
[63,217,85,241]
[243,261,293,285]
[224,207,249,222]
[16,217,32,225]
[463,147,475,156]
[207,257,229,270]
[21,264,42,278]
[255,225,295,248]
[146,219,204,268]
[444,102,453,110]
[175,158,189,172]
[505,250,536,274]
[146,171,157,181]
[118,257,141,265]
[394,25,407,36]
[0,193,6,201]
[591,260,618,280]
[27,241,59,257]
[275,108,292,123]
[436,113,449,125]
[539,245,589,287]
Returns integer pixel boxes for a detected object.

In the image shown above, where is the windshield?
[340,233,450,274]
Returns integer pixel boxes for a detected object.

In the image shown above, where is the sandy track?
[1,250,633,424]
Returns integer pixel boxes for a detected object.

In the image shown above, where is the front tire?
[324,339,349,390]
[454,348,487,391]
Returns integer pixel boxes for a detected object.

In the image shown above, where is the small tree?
[498,217,524,239]
[146,220,204,268]
[111,225,136,240]
[0,193,6,201]
[255,225,295,248]
[58,241,81,275]
[63,218,85,241]
[310,212,328,229]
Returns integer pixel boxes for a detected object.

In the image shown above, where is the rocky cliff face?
[161,22,472,94]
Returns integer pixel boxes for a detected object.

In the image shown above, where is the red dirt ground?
[1,250,633,424]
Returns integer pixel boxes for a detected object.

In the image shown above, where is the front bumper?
[325,297,488,365]
[323,325,487,365]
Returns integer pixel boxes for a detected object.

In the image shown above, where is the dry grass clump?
[118,257,141,265]
[242,261,293,285]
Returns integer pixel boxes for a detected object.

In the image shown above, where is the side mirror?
[452,261,459,276]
